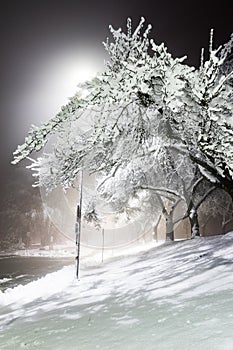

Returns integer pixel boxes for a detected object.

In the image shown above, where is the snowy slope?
[0,234,233,350]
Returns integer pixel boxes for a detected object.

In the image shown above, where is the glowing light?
[12,48,104,141]
[40,53,100,104]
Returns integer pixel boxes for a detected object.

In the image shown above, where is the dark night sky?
[0,0,232,204]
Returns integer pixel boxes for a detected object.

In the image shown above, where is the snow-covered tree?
[95,148,220,239]
[12,18,233,240]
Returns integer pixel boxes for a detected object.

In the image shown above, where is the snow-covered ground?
[10,240,161,262]
[0,234,233,350]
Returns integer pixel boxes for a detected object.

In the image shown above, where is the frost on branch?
[13,17,193,169]
[12,18,233,203]
[177,32,233,183]
[12,91,88,165]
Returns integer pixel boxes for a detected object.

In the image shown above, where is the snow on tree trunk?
[166,212,174,241]
[189,207,200,238]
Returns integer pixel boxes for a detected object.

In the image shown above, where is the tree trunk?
[166,212,174,241]
[189,207,200,238]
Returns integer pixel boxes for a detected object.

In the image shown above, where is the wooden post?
[75,170,83,279]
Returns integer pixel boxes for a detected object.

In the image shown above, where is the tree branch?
[140,185,184,200]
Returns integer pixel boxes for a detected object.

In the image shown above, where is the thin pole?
[101,228,104,263]
[75,170,83,279]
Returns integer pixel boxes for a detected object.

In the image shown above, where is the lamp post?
[75,170,83,279]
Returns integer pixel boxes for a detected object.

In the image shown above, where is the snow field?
[0,234,233,349]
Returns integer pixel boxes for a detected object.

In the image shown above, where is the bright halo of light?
[33,51,102,113]
[46,57,98,100]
